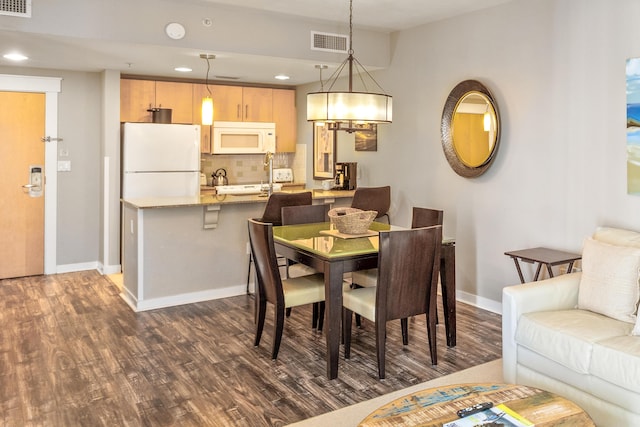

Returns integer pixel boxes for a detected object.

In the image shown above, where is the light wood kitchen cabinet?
[209,85,243,121]
[210,85,273,122]
[120,79,192,124]
[122,79,296,154]
[155,81,193,124]
[120,79,155,122]
[242,87,273,122]
[272,88,297,152]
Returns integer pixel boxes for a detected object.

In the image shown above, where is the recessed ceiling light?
[275,74,290,81]
[175,67,192,72]
[3,53,28,61]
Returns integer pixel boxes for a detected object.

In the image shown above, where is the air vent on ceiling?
[0,0,31,17]
[214,75,240,80]
[311,31,348,54]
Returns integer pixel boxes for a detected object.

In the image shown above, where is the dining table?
[272,221,456,380]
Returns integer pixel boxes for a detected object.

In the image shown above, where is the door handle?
[22,184,37,189]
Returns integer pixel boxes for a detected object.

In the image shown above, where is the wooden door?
[0,91,46,279]
[243,87,273,122]
[120,79,155,122]
[273,89,296,152]
[156,81,193,124]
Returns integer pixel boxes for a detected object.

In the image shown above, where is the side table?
[504,247,582,284]
[358,383,594,427]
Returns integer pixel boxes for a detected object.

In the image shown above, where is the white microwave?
[212,121,276,154]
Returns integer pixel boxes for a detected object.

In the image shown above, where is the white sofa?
[502,227,640,426]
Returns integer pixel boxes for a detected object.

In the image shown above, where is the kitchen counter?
[120,188,354,311]
[122,189,355,209]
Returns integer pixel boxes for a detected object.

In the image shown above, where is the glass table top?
[272,222,394,259]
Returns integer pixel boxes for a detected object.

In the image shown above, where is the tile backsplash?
[201,150,305,185]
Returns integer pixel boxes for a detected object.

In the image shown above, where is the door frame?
[0,74,61,275]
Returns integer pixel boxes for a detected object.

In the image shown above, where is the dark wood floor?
[0,271,502,426]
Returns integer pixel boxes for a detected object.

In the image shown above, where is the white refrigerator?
[122,122,201,198]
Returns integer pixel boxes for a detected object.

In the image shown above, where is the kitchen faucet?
[263,151,274,196]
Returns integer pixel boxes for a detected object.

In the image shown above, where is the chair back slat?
[376,225,442,321]
[411,207,443,228]
[260,192,313,226]
[281,204,329,225]
[248,219,284,306]
[351,186,390,221]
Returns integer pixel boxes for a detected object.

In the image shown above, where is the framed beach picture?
[355,124,378,151]
[313,124,336,179]
[626,58,640,194]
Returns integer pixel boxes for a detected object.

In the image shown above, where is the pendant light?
[200,54,215,126]
[307,0,392,133]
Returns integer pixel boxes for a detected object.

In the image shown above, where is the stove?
[215,183,283,195]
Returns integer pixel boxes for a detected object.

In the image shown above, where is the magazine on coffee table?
[443,403,534,427]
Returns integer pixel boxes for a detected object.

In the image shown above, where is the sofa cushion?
[515,309,633,374]
[577,237,640,323]
[593,226,640,249]
[591,335,640,394]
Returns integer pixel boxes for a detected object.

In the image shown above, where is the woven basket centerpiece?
[328,207,377,235]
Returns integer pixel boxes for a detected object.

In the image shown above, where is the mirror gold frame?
[441,80,501,178]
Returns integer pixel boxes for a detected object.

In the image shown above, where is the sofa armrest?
[502,272,581,382]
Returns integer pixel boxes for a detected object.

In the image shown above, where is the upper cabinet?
[273,89,297,153]
[155,81,193,124]
[242,87,273,122]
[212,85,272,122]
[120,79,193,123]
[120,79,155,122]
[121,79,296,153]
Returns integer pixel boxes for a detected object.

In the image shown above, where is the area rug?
[286,359,503,427]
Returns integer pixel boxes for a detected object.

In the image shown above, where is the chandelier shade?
[307,91,392,123]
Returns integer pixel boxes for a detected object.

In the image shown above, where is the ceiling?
[0,0,513,86]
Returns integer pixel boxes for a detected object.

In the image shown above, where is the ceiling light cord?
[205,56,212,96]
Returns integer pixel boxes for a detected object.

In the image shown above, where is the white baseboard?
[120,285,248,312]
[56,262,99,274]
[457,290,502,315]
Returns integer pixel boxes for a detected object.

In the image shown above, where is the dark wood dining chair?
[342,225,442,379]
[281,203,330,278]
[281,204,330,325]
[350,186,391,223]
[247,191,313,293]
[351,207,444,328]
[248,218,326,360]
[281,203,329,226]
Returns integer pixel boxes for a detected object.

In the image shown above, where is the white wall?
[299,0,640,310]
[0,66,102,268]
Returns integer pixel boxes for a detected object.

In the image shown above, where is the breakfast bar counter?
[122,189,354,209]
[120,189,354,311]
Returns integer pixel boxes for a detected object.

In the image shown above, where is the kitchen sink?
[215,183,283,195]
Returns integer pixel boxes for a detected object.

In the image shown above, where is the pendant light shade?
[200,53,215,126]
[306,0,392,133]
[202,96,213,126]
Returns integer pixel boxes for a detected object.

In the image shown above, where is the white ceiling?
[188,0,512,32]
[0,0,514,86]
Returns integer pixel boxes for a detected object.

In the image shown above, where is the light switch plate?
[57,160,71,172]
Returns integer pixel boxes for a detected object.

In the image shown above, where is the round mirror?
[441,80,501,178]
